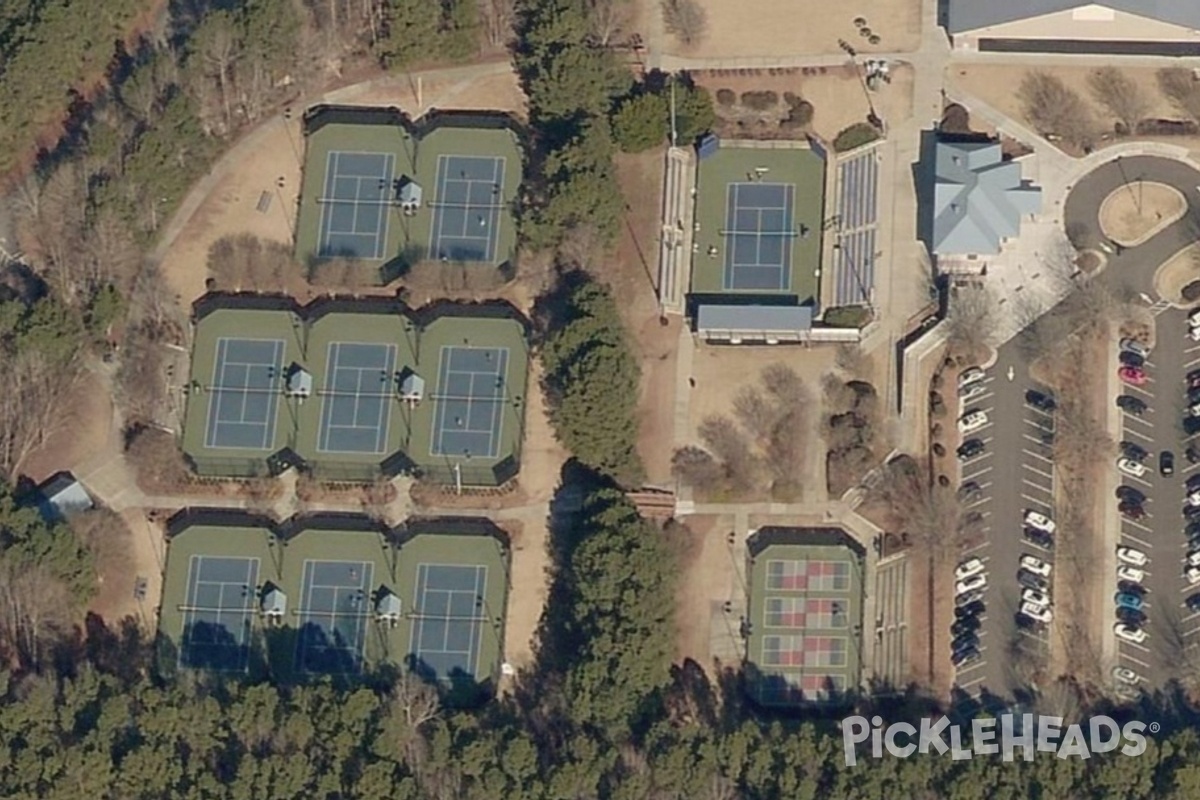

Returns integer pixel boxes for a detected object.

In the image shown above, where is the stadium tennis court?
[179,555,259,671]
[409,563,488,680]
[204,338,284,450]
[430,345,508,458]
[317,342,397,454]
[723,182,797,291]
[428,155,506,263]
[317,151,395,260]
[295,559,373,674]
[833,150,879,306]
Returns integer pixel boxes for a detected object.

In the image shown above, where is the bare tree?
[1018,70,1096,148]
[0,350,80,479]
[479,0,515,49]
[1087,67,1151,133]
[698,415,760,493]
[671,445,724,492]
[944,284,997,362]
[586,0,631,46]
[196,14,242,131]
[125,426,192,492]
[0,558,72,670]
[662,0,708,47]
[1157,68,1200,124]
[383,671,441,767]
[309,258,352,291]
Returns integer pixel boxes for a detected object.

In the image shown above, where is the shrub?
[931,372,944,390]
[740,90,779,111]
[932,443,945,457]
[1183,281,1200,303]
[823,305,872,328]
[611,92,670,152]
[937,475,950,487]
[833,121,881,152]
[716,88,736,106]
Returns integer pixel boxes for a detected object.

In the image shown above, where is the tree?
[1018,70,1096,148]
[377,0,438,68]
[1157,68,1200,124]
[674,82,716,144]
[611,92,669,152]
[192,11,242,132]
[1088,67,1151,133]
[541,277,644,486]
[661,0,707,47]
[944,284,997,362]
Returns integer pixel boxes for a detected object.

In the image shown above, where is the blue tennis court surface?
[430,345,508,458]
[834,151,879,306]
[428,155,506,263]
[204,338,284,450]
[295,559,373,674]
[180,555,259,671]
[724,182,797,291]
[409,563,488,681]
[317,342,397,454]
[317,151,395,260]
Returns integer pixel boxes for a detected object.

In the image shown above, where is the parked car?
[957,481,983,502]
[1121,441,1149,461]
[1020,602,1053,623]
[1189,308,1200,328]
[1120,338,1151,358]
[1119,366,1147,386]
[1187,490,1200,508]
[1162,451,1175,476]
[1116,486,1147,505]
[1020,555,1052,576]
[1023,588,1052,607]
[959,382,988,402]
[1117,395,1147,416]
[955,557,986,581]
[1117,580,1147,596]
[1018,570,1049,591]
[952,615,981,637]
[951,632,980,652]
[1189,444,1200,465]
[1024,528,1055,550]
[1118,500,1146,520]
[956,589,985,607]
[1119,351,1145,368]
[956,599,986,618]
[1115,592,1144,611]
[1112,666,1140,685]
[1118,458,1149,478]
[1117,547,1149,566]
[952,647,982,667]
[1116,606,1148,626]
[1186,593,1200,613]
[1024,510,1055,533]
[1187,566,1200,586]
[1114,623,1147,643]
[1025,389,1056,413]
[956,573,988,595]
[1184,505,1200,524]
[957,367,985,389]
[957,439,986,460]
[1189,325,1200,342]
[1186,550,1200,568]
[958,410,989,433]
[1117,564,1145,583]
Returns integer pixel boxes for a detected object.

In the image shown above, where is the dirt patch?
[88,509,165,629]
[1153,243,1200,304]
[670,514,736,668]
[609,149,680,486]
[696,65,913,144]
[1099,182,1185,247]
[21,366,114,484]
[645,0,920,59]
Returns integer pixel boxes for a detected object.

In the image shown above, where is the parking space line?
[957,674,987,689]
[1124,417,1154,430]
[963,465,993,480]
[1021,478,1052,493]
[1124,520,1154,534]
[1022,418,1052,431]
[1023,463,1054,480]
[1125,385,1153,398]
[1122,652,1153,668]
[967,496,993,508]
[1120,532,1153,549]
[1021,494,1052,509]
[1124,641,1153,655]
[1022,449,1054,464]
[1125,474,1153,488]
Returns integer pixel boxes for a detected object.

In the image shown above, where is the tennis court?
[295,559,374,674]
[317,342,397,454]
[724,182,797,291]
[430,345,508,458]
[317,151,395,260]
[428,155,506,263]
[409,563,488,680]
[204,338,284,450]
[179,555,259,671]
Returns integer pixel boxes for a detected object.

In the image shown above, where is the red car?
[1119,366,1147,386]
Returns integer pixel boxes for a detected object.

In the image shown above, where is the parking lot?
[1113,308,1200,690]
[951,356,1055,698]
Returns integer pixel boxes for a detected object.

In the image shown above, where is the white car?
[959,382,987,402]
[1020,555,1052,577]
[1117,458,1148,478]
[1114,623,1147,644]
[958,410,989,433]
[1120,338,1150,358]
[1117,564,1145,583]
[1023,510,1056,533]
[1022,588,1051,608]
[1190,402,1200,419]
[1189,326,1200,342]
[956,573,988,595]
[1188,491,1200,508]
[1021,602,1052,623]
[1187,551,1200,568]
[1189,308,1200,328]
[1187,566,1200,585]
[1117,547,1149,567]
[958,367,985,389]
[1112,666,1139,685]
[955,557,985,581]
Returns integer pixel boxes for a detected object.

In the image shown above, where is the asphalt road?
[952,154,1200,704]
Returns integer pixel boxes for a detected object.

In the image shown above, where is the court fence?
[416,455,519,488]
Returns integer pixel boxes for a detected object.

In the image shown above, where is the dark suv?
[1025,389,1056,413]
[957,439,986,460]
[1162,451,1175,477]
[1117,395,1147,416]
